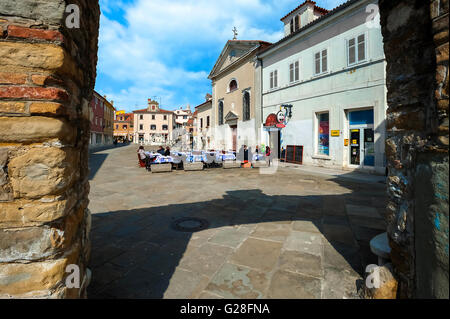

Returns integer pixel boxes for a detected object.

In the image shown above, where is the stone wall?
[379,0,449,298]
[0,0,99,298]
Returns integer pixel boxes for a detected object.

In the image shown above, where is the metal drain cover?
[172,217,209,232]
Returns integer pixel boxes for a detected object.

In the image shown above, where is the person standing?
[266,146,272,166]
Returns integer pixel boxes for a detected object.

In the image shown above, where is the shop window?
[317,112,329,156]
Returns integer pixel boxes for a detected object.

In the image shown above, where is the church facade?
[209,40,271,152]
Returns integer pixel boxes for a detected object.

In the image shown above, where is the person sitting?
[137,146,147,168]
[164,146,171,157]
[157,146,165,155]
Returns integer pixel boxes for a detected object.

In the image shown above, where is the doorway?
[348,109,375,168]
[269,129,281,159]
[231,125,237,151]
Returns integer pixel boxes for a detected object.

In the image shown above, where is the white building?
[174,105,192,128]
[194,96,213,150]
[256,0,387,174]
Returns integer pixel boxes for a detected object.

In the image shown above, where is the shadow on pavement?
[87,178,385,299]
[89,153,109,180]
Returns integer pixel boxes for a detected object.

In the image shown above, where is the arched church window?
[243,91,250,121]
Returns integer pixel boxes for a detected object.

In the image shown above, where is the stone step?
[252,161,269,168]
[184,162,204,171]
[151,163,172,173]
[223,161,241,169]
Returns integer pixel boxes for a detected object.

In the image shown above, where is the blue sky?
[95,0,346,112]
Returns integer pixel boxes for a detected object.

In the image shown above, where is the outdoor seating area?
[139,149,269,173]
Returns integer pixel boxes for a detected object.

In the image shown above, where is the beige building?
[209,40,271,151]
[194,94,213,150]
[133,99,175,145]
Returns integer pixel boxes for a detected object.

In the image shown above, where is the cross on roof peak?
[232,27,238,40]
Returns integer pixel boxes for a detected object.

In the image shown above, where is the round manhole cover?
[172,217,209,232]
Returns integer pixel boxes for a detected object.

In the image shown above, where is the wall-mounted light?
[282,104,293,119]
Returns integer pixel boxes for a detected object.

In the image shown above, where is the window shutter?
[357,34,365,61]
[322,50,327,73]
[315,52,320,74]
[348,38,356,64]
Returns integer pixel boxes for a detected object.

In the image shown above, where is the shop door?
[349,128,375,167]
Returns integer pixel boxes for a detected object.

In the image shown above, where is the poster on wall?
[318,113,329,155]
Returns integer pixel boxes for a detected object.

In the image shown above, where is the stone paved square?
[87,145,387,299]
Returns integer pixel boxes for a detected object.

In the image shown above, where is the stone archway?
[0,0,447,299]
[0,0,100,298]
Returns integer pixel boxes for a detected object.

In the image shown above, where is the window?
[162,125,168,130]
[164,115,167,120]
[152,115,156,120]
[183,115,187,119]
[243,91,250,121]
[139,124,143,130]
[289,61,299,83]
[229,79,238,92]
[218,101,224,125]
[270,70,278,89]
[317,112,329,156]
[115,124,119,129]
[290,18,294,34]
[123,125,127,130]
[200,118,203,128]
[314,49,328,75]
[206,116,210,127]
[139,114,143,120]
[151,125,156,130]
[294,15,299,32]
[348,34,366,65]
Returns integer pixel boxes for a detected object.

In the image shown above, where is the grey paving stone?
[250,222,291,242]
[278,250,322,278]
[205,263,270,299]
[179,243,233,277]
[321,266,362,299]
[163,268,208,299]
[231,238,283,272]
[346,204,381,218]
[208,227,249,248]
[267,270,321,299]
[322,240,362,275]
[292,219,322,233]
[322,223,357,246]
[348,215,387,230]
[283,231,322,256]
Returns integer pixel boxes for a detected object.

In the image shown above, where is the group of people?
[138,146,171,170]
[138,144,274,169]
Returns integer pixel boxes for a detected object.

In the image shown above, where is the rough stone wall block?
[379,0,449,299]
[0,0,100,298]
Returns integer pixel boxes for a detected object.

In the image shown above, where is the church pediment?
[208,41,267,79]
[225,111,239,122]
